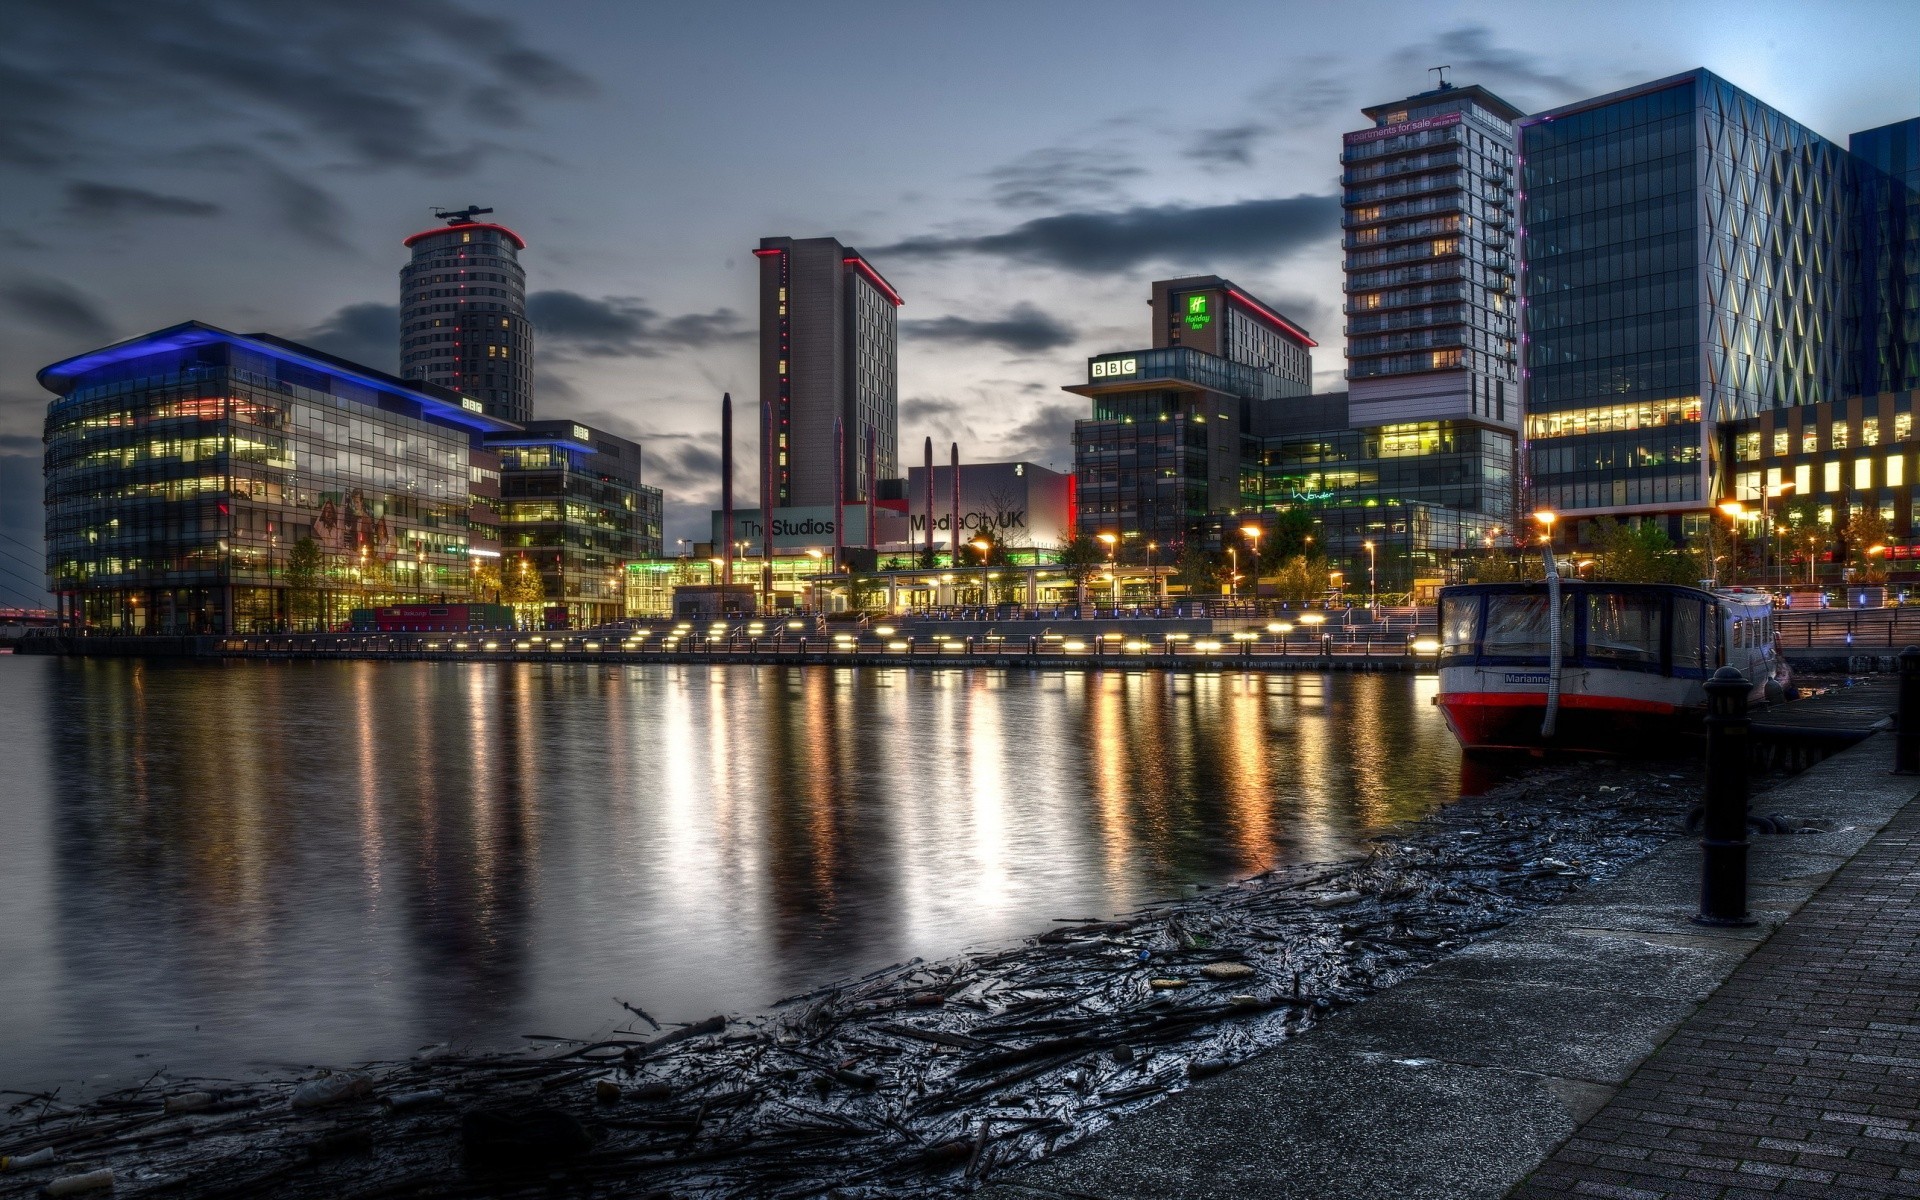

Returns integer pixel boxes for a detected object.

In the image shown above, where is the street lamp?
[1096,532,1118,613]
[806,548,825,612]
[1718,501,1745,586]
[1762,482,1793,590]
[1362,539,1377,611]
[1532,510,1557,548]
[969,538,992,608]
[1146,540,1159,609]
[1240,524,1263,607]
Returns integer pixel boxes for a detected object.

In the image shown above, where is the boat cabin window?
[1440,595,1478,658]
[1586,592,1663,666]
[1481,594,1575,659]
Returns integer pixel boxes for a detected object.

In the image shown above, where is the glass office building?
[1520,70,1914,538]
[39,322,517,633]
[489,421,664,628]
[1243,414,1512,587]
[1850,119,1920,398]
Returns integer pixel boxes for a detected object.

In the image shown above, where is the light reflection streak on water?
[0,658,1461,1093]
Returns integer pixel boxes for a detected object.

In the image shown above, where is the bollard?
[1696,666,1757,927]
[1896,646,1920,775]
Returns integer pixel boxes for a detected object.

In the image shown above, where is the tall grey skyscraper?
[400,207,534,425]
[755,235,899,509]
[1342,81,1522,430]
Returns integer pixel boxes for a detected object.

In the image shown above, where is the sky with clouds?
[1,0,1917,604]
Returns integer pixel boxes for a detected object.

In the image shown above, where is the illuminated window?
[1856,458,1873,489]
[1832,424,1849,450]
[1773,430,1789,456]
[1824,461,1841,492]
[1794,463,1811,495]
[1863,418,1880,446]
[1802,429,1819,453]
[1889,455,1905,487]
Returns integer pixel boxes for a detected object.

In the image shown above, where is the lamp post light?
[1762,482,1793,591]
[969,538,991,607]
[1240,524,1263,608]
[1146,540,1159,608]
[1718,501,1746,586]
[806,548,825,612]
[1362,539,1377,611]
[1096,532,1118,613]
[1532,510,1557,549]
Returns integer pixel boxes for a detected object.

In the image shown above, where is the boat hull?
[1438,689,1696,753]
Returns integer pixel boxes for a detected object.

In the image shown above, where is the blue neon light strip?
[37,321,519,435]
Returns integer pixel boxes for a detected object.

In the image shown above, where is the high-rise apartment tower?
[755,236,900,509]
[1342,82,1523,430]
[401,206,535,425]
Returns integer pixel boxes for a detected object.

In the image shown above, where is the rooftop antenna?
[1429,65,1453,90]
[432,205,494,225]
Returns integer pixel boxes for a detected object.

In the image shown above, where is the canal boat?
[1436,577,1783,753]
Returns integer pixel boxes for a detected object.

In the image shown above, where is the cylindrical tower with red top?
[400,206,534,425]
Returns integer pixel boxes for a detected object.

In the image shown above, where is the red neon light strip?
[1225,288,1316,347]
[403,222,527,250]
[842,256,903,306]
[751,248,784,258]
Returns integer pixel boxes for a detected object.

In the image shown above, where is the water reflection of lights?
[13,661,1464,1093]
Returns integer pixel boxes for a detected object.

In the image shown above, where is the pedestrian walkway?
[1513,791,1920,1199]
[980,735,1920,1200]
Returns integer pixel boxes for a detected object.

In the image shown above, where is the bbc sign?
[1090,357,1138,379]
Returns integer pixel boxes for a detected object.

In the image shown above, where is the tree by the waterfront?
[1590,518,1699,584]
[1270,554,1329,601]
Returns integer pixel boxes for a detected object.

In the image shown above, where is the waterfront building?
[401,207,535,425]
[755,236,900,509]
[1519,71,1919,544]
[488,420,663,628]
[1245,396,1511,585]
[1717,387,1920,573]
[1069,277,1314,553]
[39,321,517,633]
[1343,81,1523,431]
[1850,119,1920,398]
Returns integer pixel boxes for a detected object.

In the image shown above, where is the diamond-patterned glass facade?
[1517,70,1919,525]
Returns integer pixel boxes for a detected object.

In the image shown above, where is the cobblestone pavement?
[1513,793,1920,1199]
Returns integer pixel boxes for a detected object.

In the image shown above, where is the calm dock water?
[0,656,1463,1093]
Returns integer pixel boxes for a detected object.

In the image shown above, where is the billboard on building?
[711,505,910,551]
[902,462,1073,549]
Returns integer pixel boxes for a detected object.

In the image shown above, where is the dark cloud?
[0,434,41,453]
[987,147,1144,210]
[62,182,220,220]
[527,291,748,358]
[300,302,400,373]
[901,304,1078,354]
[0,279,112,341]
[2,0,594,177]
[1000,402,1081,469]
[1393,26,1589,109]
[262,162,351,248]
[877,194,1341,273]
[1186,125,1268,168]
[900,397,963,424]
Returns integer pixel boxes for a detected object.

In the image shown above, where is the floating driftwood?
[0,760,1698,1198]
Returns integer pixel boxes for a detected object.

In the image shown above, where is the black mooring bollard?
[1896,646,1920,775]
[1696,665,1756,927]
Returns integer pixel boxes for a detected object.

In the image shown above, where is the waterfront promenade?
[980,731,1920,1200]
